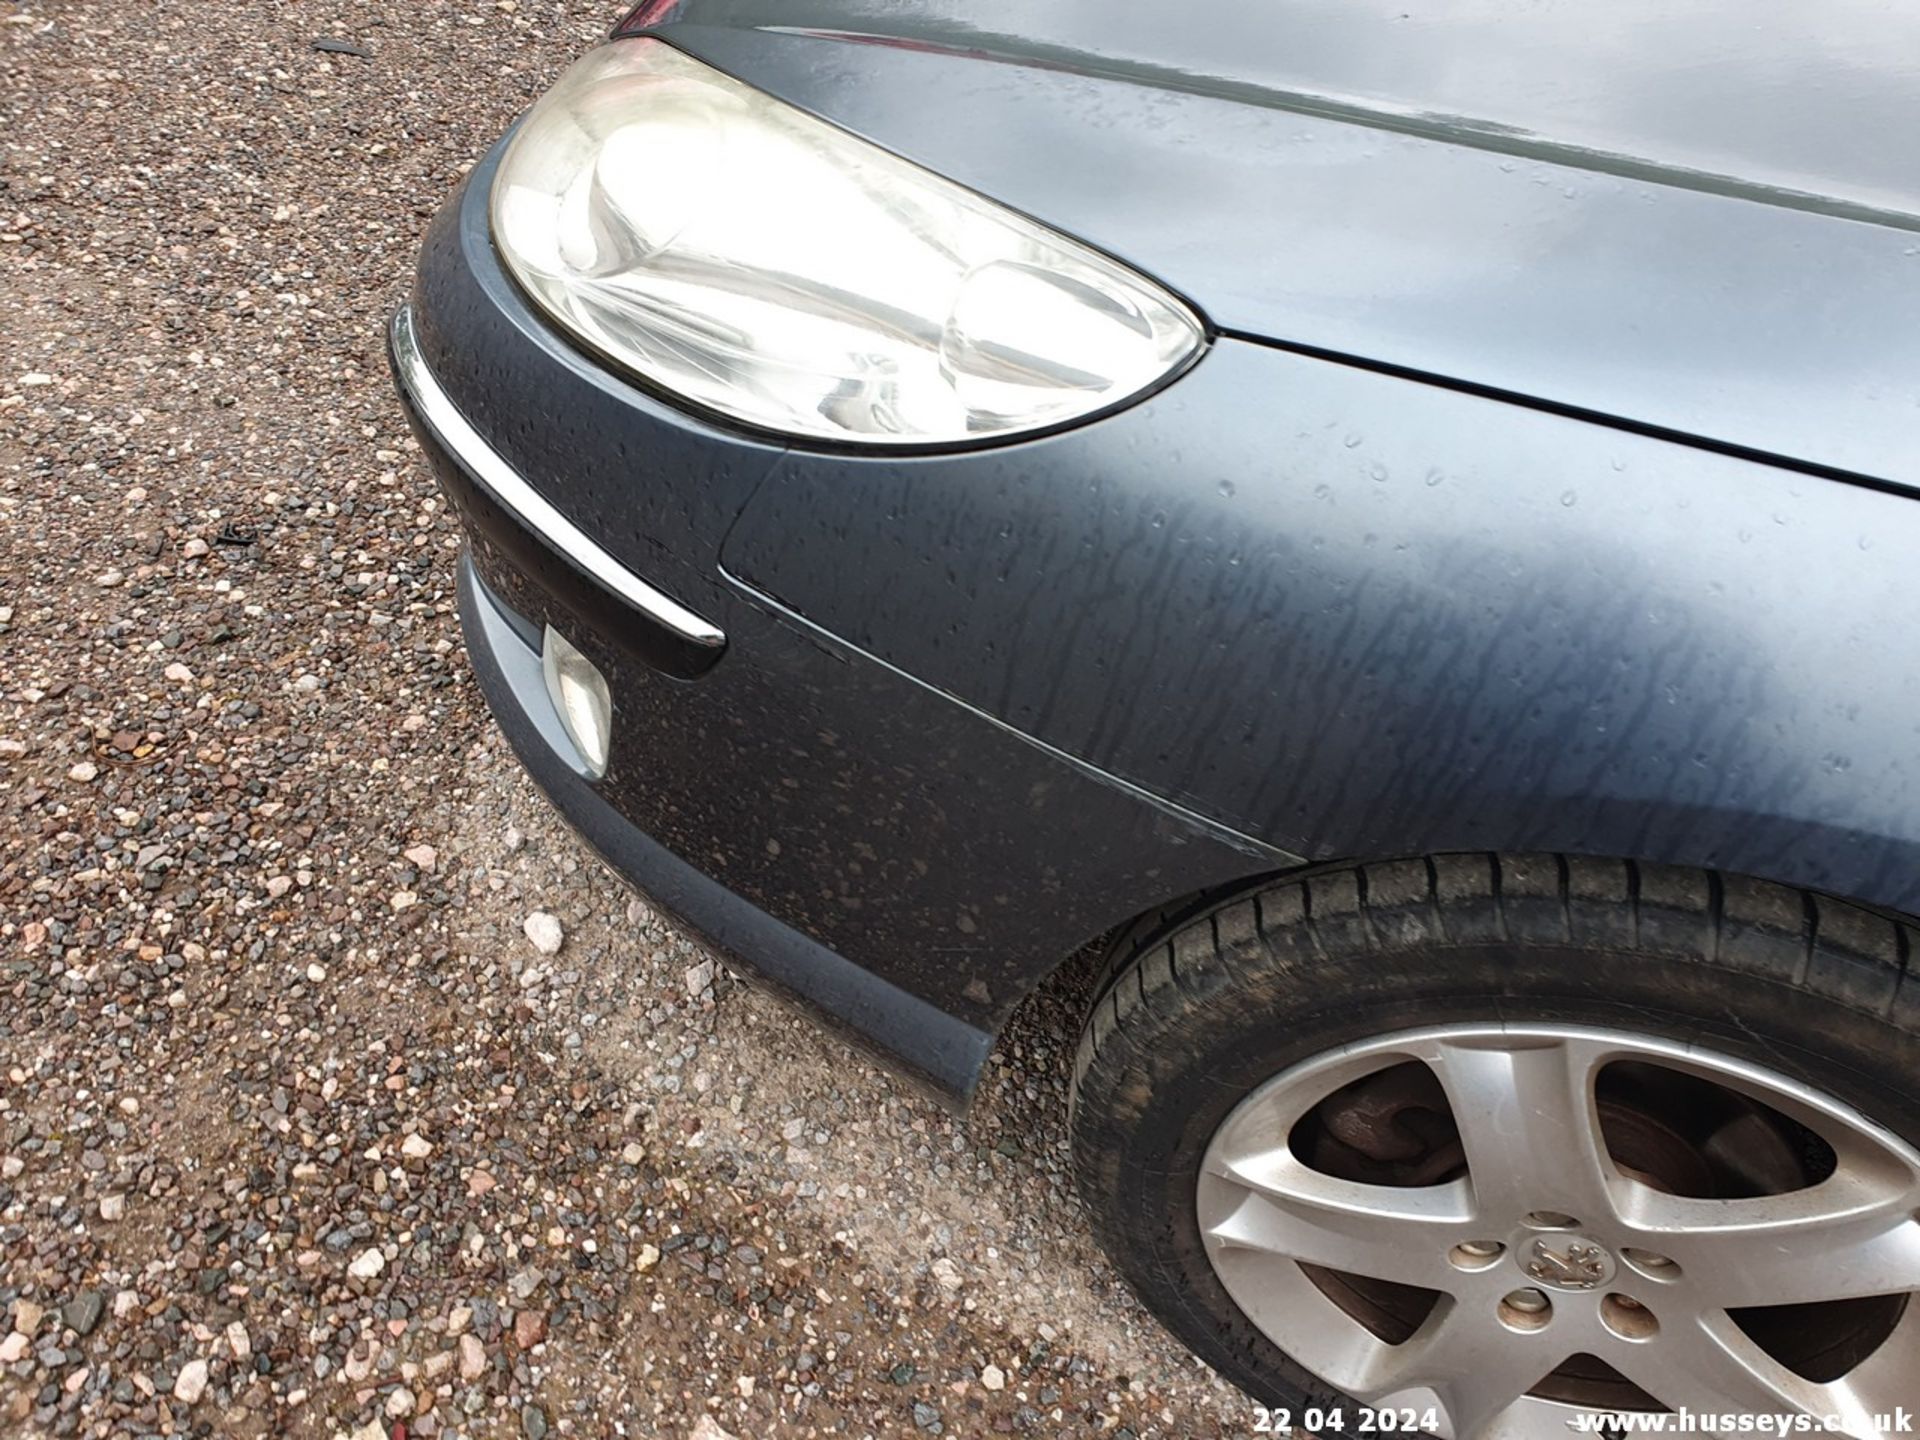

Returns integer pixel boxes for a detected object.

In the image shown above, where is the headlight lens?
[490,40,1205,446]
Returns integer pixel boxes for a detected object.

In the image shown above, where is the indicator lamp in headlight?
[490,39,1206,446]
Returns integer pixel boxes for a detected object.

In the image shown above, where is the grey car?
[389,0,1920,1431]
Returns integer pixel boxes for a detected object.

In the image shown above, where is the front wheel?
[1068,854,1920,1439]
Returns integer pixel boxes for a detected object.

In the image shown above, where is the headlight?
[490,40,1206,447]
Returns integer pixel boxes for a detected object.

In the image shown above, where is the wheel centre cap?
[1517,1233,1616,1291]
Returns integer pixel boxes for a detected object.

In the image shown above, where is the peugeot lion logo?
[1525,1236,1611,1290]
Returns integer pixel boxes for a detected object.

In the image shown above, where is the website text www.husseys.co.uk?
[1567,1411,1914,1436]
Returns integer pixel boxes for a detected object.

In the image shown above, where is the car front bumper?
[386,146,1274,1106]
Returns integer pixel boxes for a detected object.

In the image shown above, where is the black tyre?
[1068,854,1920,1438]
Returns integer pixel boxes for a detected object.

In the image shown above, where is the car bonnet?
[637,0,1920,489]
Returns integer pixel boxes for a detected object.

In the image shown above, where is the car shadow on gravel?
[448,739,1242,1433]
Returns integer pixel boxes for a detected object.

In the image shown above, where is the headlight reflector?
[491,40,1205,446]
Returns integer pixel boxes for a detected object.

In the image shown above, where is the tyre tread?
[1074,852,1915,1126]
[1069,852,1920,1424]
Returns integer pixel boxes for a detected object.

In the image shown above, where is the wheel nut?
[1602,1292,1660,1341]
[1449,1241,1506,1271]
[1622,1247,1681,1281]
[1498,1288,1553,1333]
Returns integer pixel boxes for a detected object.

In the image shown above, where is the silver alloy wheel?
[1197,1024,1920,1439]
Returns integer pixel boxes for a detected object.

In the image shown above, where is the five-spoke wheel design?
[1199,1025,1920,1438]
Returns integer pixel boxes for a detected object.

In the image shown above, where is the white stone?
[163,662,193,684]
[457,1333,486,1381]
[172,1358,209,1404]
[348,1248,386,1280]
[981,1364,1005,1391]
[400,1134,433,1160]
[523,911,563,956]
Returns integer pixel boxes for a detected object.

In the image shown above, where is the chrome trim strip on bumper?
[389,304,727,653]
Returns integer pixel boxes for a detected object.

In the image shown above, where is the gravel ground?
[0,3,1249,1435]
